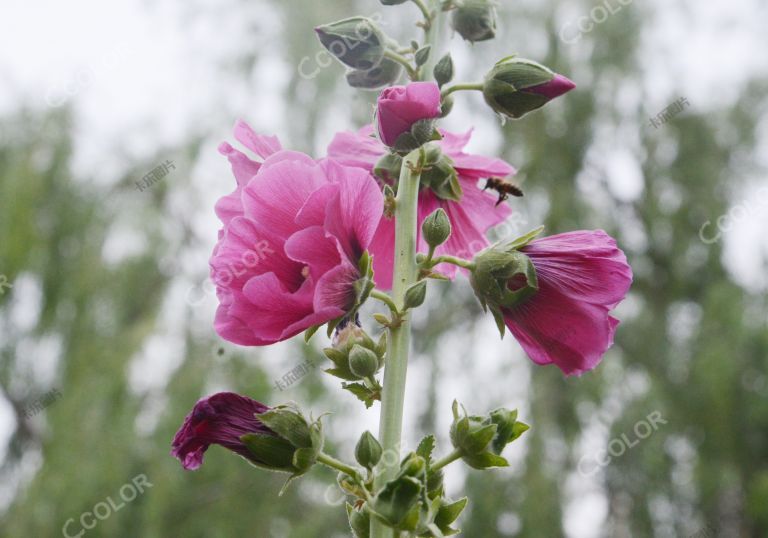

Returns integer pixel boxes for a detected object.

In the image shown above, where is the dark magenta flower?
[502,230,633,375]
[375,81,442,146]
[171,392,271,470]
[212,121,383,345]
[328,125,514,289]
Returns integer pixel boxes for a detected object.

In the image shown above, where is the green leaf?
[342,382,378,408]
[416,435,436,463]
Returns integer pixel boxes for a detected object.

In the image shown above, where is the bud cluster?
[324,323,387,408]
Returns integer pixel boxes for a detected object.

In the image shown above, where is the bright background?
[1,0,767,536]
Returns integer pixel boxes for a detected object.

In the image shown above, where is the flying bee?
[484,177,524,206]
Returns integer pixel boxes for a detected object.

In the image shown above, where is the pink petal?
[234,119,282,158]
[522,230,633,309]
[368,215,396,290]
[313,261,360,313]
[242,151,328,243]
[327,127,385,170]
[321,160,384,261]
[503,284,620,376]
[218,142,261,187]
[284,226,342,281]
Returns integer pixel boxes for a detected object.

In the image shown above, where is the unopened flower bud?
[324,323,385,381]
[483,56,576,119]
[403,281,427,310]
[451,0,497,43]
[355,430,383,470]
[349,344,380,378]
[422,208,452,248]
[346,59,403,90]
[315,17,387,70]
[433,53,454,88]
[449,400,527,469]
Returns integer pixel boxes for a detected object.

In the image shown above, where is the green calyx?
[374,143,462,203]
[240,404,324,485]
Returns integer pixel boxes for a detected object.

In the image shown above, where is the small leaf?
[416,434,436,463]
[304,325,320,343]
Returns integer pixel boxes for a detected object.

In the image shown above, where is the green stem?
[384,50,418,79]
[371,148,424,538]
[440,82,484,98]
[370,289,399,315]
[430,254,476,270]
[430,448,462,472]
[412,0,433,28]
[317,452,361,480]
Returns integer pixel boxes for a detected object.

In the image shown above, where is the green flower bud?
[433,53,454,88]
[449,400,525,470]
[346,59,403,90]
[451,0,497,43]
[403,281,427,310]
[324,324,384,381]
[315,17,387,70]
[355,431,383,469]
[420,142,462,201]
[482,56,576,119]
[422,208,452,248]
[349,344,380,378]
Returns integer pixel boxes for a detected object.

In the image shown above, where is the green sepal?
[504,225,545,250]
[434,497,468,535]
[370,475,423,528]
[342,382,379,408]
[240,433,295,471]
[304,325,321,343]
[347,503,371,538]
[346,58,403,90]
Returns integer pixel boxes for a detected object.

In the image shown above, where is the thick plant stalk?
[371,148,422,538]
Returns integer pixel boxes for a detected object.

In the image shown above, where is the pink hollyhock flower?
[171,392,271,470]
[213,120,383,345]
[376,81,441,146]
[328,125,514,289]
[502,230,633,376]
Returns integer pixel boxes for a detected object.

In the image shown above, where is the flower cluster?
[171,3,634,536]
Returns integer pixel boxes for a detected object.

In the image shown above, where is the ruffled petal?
[321,160,384,261]
[234,119,282,158]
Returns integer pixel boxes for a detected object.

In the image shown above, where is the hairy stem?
[430,448,462,472]
[371,148,424,538]
[440,82,484,98]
